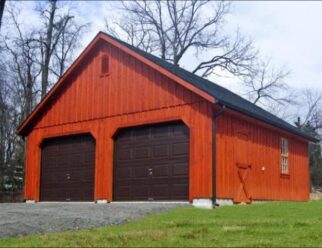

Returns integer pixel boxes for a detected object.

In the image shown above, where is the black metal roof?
[101,32,317,142]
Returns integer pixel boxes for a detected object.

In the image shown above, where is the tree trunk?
[41,0,57,99]
[0,0,5,30]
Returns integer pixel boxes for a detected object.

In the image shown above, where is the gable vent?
[101,54,110,75]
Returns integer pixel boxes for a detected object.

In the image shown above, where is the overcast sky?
[4,1,322,93]
[229,1,322,92]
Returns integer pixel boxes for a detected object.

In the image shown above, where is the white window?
[281,138,289,174]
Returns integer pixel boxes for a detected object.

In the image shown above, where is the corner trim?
[212,105,226,204]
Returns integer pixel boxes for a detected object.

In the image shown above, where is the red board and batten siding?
[24,40,214,202]
[216,111,310,202]
[22,34,310,203]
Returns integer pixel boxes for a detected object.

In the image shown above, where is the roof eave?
[217,101,319,143]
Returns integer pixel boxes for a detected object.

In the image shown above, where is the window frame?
[100,54,110,77]
[280,137,289,176]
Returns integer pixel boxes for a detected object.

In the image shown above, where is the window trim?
[280,137,289,176]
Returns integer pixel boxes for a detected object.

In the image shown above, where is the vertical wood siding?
[24,40,214,202]
[33,41,200,129]
[23,38,310,203]
[216,112,310,201]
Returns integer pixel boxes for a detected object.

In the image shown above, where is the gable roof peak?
[17,31,318,142]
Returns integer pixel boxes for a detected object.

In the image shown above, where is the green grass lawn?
[1,201,322,247]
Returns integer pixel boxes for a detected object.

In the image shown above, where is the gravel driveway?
[0,202,188,238]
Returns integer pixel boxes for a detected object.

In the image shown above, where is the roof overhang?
[216,102,319,143]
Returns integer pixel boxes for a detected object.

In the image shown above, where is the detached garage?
[18,32,317,205]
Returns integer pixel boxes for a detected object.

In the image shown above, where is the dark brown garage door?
[114,121,189,201]
[40,134,95,201]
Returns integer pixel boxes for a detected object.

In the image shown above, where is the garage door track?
[0,202,188,238]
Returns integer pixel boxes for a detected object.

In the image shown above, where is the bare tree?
[0,77,24,192]
[0,2,89,196]
[3,9,41,119]
[0,61,8,190]
[294,89,322,188]
[242,60,293,107]
[106,19,155,54]
[0,8,41,192]
[36,0,74,98]
[35,0,89,97]
[51,20,88,78]
[0,43,25,193]
[105,0,257,78]
[295,89,322,135]
[0,0,5,30]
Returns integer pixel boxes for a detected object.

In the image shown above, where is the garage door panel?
[116,168,132,179]
[116,179,151,186]
[133,167,150,178]
[118,148,132,160]
[40,189,68,201]
[152,125,170,138]
[152,145,169,158]
[40,172,67,183]
[133,147,150,159]
[133,127,150,140]
[117,136,186,147]
[171,183,189,198]
[41,181,71,188]
[68,171,95,182]
[132,185,149,198]
[42,181,93,189]
[114,121,189,201]
[83,153,95,164]
[173,162,189,176]
[150,184,169,199]
[152,165,169,177]
[151,177,187,184]
[173,126,189,137]
[40,134,95,201]
[172,142,189,156]
[117,134,132,142]
[115,184,151,201]
[115,167,151,179]
[42,160,93,170]
[114,186,131,199]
